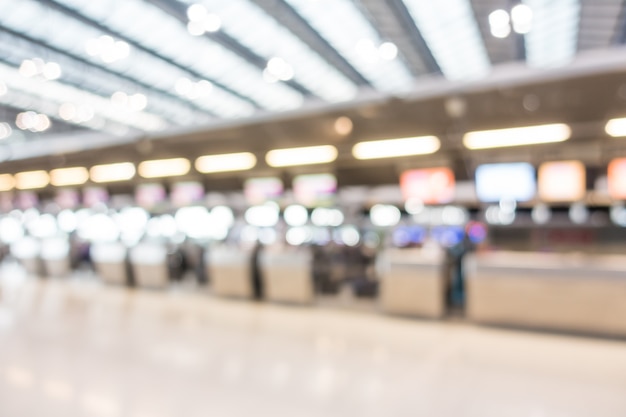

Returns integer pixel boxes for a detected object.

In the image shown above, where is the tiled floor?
[1,263,626,417]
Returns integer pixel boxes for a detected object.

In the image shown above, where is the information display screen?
[135,183,166,209]
[608,158,626,199]
[400,167,455,204]
[83,187,109,208]
[475,162,536,202]
[293,173,337,207]
[538,160,585,202]
[244,177,283,205]
[171,181,204,207]
[55,189,80,209]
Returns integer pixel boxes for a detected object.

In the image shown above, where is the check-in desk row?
[464,251,626,337]
[207,245,315,304]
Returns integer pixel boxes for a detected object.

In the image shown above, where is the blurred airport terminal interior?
[2,0,626,416]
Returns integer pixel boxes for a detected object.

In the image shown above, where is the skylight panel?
[402,0,491,80]
[522,0,581,68]
[199,0,358,102]
[285,0,415,94]
[55,0,304,112]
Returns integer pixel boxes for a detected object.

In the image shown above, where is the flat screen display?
[171,181,204,207]
[400,167,455,204]
[293,173,337,207]
[135,183,166,209]
[244,177,283,205]
[83,187,109,208]
[538,160,585,202]
[608,158,626,199]
[475,162,536,202]
[55,189,80,209]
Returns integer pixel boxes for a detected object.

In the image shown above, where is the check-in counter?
[377,247,447,318]
[10,236,42,276]
[260,245,315,305]
[40,237,71,277]
[129,242,169,289]
[207,245,254,299]
[91,242,128,286]
[465,251,626,337]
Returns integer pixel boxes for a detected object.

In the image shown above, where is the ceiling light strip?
[266,145,338,167]
[463,123,571,149]
[352,136,440,159]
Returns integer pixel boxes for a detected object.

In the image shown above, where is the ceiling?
[3,0,626,201]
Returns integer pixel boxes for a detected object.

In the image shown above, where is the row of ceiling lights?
[3,117,626,190]
[488,4,533,39]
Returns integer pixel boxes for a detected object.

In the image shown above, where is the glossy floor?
[1,264,626,417]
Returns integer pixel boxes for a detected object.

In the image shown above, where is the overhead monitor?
[608,158,626,200]
[244,177,283,205]
[17,191,38,210]
[55,189,80,209]
[293,173,337,207]
[538,160,586,202]
[475,162,536,202]
[84,187,109,208]
[171,181,204,207]
[400,167,455,204]
[135,183,166,209]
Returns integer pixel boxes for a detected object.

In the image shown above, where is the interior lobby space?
[4,0,626,416]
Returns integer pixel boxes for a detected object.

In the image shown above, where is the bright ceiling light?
[42,62,62,80]
[50,167,89,186]
[266,145,338,167]
[138,158,191,178]
[0,122,12,140]
[489,9,511,38]
[378,42,398,60]
[187,4,208,22]
[0,174,15,191]
[352,136,440,160]
[15,170,50,190]
[511,4,533,34]
[463,123,571,149]
[264,57,294,82]
[90,162,136,183]
[195,152,256,173]
[605,118,626,137]
[0,81,7,96]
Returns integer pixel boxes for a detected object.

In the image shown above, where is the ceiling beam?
[253,0,372,86]
[385,0,442,74]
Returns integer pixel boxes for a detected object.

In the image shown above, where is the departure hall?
[1,1,626,416]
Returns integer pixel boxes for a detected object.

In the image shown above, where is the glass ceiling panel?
[0,31,205,127]
[198,0,358,102]
[523,0,581,68]
[285,0,415,94]
[402,0,492,81]
[56,0,305,112]
[0,0,256,120]
[0,62,166,133]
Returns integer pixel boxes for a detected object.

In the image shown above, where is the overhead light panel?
[50,167,89,186]
[138,158,191,178]
[15,170,50,190]
[266,145,338,167]
[605,118,626,137]
[463,123,571,150]
[195,152,256,173]
[90,162,136,183]
[352,136,440,160]
[0,174,15,191]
